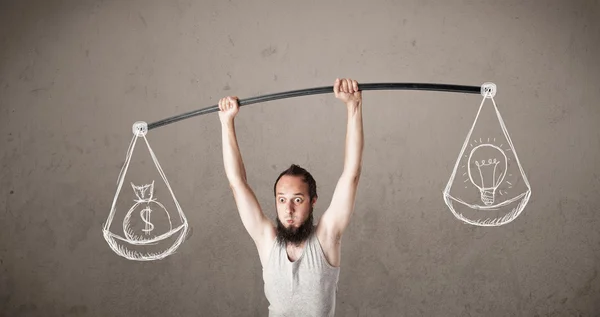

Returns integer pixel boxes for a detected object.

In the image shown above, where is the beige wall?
[1,0,599,316]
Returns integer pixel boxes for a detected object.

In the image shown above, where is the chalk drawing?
[103,122,188,261]
[123,181,173,241]
[443,83,531,226]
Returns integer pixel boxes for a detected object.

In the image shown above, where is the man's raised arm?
[219,96,272,244]
[320,78,365,238]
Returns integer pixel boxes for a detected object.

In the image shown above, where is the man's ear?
[312,197,318,207]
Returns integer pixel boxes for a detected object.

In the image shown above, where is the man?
[218,78,364,316]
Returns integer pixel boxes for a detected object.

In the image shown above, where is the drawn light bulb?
[467,144,507,206]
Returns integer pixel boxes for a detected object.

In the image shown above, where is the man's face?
[274,175,316,245]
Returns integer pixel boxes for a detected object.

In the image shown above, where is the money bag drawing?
[103,122,189,261]
[443,84,531,226]
[123,181,173,242]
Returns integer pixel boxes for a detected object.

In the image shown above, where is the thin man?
[218,78,364,316]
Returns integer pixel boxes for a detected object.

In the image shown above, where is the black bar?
[147,83,482,130]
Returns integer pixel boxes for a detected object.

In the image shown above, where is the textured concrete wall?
[1,0,599,316]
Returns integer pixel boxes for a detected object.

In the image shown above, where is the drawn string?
[141,134,186,224]
[106,129,188,232]
[105,132,138,231]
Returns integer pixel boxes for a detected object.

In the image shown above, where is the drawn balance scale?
[443,83,531,226]
[103,122,188,261]
[103,82,531,260]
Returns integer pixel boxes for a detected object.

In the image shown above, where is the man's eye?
[279,198,285,203]
[294,198,302,203]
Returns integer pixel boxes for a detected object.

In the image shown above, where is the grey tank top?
[262,230,341,317]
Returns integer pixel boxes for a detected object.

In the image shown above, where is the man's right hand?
[218,96,239,124]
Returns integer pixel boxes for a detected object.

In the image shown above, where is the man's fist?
[334,78,362,105]
[218,96,239,123]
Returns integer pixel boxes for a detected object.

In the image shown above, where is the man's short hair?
[273,164,318,202]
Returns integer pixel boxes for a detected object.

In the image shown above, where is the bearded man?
[218,78,364,317]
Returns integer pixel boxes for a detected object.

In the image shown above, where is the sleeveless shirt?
[262,230,341,317]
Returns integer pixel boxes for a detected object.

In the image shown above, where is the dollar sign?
[140,206,154,234]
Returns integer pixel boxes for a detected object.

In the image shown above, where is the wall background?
[1,0,598,316]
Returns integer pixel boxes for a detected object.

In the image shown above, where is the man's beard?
[276,210,315,247]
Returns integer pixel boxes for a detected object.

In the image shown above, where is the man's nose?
[285,202,294,213]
